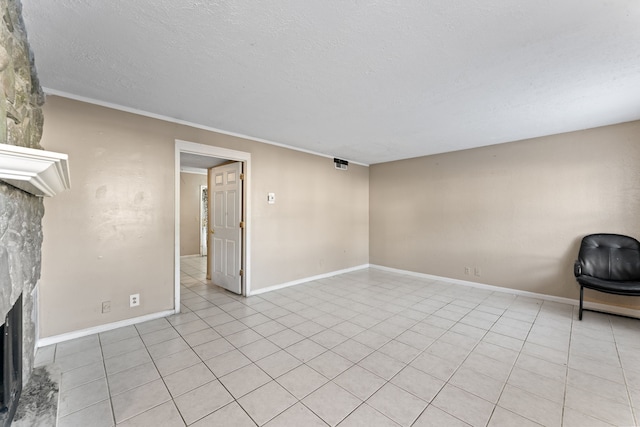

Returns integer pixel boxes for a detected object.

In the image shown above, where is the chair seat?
[577,275,640,295]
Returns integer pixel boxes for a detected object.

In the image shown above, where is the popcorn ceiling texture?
[0,0,46,385]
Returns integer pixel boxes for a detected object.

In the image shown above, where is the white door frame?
[175,140,252,312]
[199,184,208,256]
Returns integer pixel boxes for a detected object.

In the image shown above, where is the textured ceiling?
[21,1,640,165]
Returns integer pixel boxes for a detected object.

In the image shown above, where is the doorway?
[175,140,252,312]
[200,185,208,256]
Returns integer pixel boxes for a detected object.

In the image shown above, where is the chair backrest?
[578,234,640,281]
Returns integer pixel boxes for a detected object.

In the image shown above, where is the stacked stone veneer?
[0,0,46,385]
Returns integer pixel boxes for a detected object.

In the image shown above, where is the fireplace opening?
[0,294,22,427]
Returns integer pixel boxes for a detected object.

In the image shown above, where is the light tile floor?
[37,256,640,426]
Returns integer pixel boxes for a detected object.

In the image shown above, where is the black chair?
[574,233,640,320]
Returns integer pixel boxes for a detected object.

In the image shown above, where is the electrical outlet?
[101,301,111,313]
[464,267,471,275]
[130,294,140,307]
[474,267,481,276]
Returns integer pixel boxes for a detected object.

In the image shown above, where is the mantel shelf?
[0,143,70,197]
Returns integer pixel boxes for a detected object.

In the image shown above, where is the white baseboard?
[37,309,176,347]
[250,264,370,296]
[370,264,640,319]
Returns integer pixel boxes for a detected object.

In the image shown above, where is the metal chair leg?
[579,286,584,320]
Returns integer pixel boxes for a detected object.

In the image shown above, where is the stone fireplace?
[0,0,64,425]
[0,293,22,426]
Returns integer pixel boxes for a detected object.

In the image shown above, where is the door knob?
[210,229,215,234]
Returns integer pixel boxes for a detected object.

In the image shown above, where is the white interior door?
[208,162,242,294]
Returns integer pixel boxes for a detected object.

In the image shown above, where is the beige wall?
[40,96,369,338]
[180,172,207,256]
[370,121,640,309]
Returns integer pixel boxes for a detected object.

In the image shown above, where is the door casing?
[175,140,252,312]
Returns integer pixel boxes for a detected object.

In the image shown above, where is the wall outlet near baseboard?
[464,267,471,275]
[474,267,481,276]
[130,294,140,307]
[101,301,111,313]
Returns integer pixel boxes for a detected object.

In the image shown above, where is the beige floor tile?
[352,330,392,349]
[166,311,200,326]
[564,385,634,426]
[473,341,519,366]
[57,399,114,427]
[412,405,471,427]
[506,366,565,403]
[378,340,421,363]
[39,261,640,427]
[276,364,329,399]
[567,368,630,405]
[192,337,235,359]
[226,329,264,348]
[102,336,145,360]
[568,353,624,384]
[338,403,401,427]
[181,327,222,347]
[56,335,101,359]
[431,384,494,427]
[116,401,185,427]
[487,407,540,427]
[219,363,272,398]
[111,379,172,424]
[498,384,563,427]
[449,366,505,403]
[58,378,109,417]
[190,402,256,427]
[461,353,512,383]
[154,348,201,377]
[139,327,180,347]
[302,382,362,426]
[390,365,444,402]
[204,348,252,377]
[334,364,386,401]
[263,402,326,427]
[238,338,281,361]
[285,338,327,362]
[332,339,375,363]
[237,381,297,425]
[358,351,405,380]
[135,318,172,336]
[266,328,305,348]
[99,326,139,346]
[254,350,302,378]
[562,407,617,427]
[108,362,160,396]
[366,383,427,426]
[104,348,151,376]
[55,346,104,373]
[307,350,353,379]
[163,362,216,397]
[410,352,459,381]
[252,320,288,337]
[60,361,105,392]
[514,353,567,382]
[174,380,234,425]
[172,319,210,336]
[147,337,191,360]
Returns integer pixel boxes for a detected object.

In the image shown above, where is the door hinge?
[239,221,245,229]
[240,173,245,180]
[239,269,244,277]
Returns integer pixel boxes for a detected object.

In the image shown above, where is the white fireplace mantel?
[0,143,70,197]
